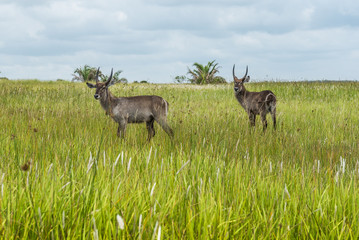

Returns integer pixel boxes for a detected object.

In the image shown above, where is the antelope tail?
[163,99,168,116]
[264,93,276,103]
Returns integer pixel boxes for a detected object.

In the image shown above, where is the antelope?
[86,68,174,141]
[233,65,276,131]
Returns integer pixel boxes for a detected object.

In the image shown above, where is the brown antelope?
[86,68,174,141]
[233,65,276,131]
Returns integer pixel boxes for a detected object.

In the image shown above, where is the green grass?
[0,79,359,239]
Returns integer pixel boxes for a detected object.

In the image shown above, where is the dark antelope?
[233,65,276,131]
[86,68,174,140]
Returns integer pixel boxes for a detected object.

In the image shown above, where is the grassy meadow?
[0,79,359,239]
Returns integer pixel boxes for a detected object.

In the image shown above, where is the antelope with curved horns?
[233,65,277,131]
[86,68,174,140]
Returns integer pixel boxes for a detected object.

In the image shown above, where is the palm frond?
[187,60,224,84]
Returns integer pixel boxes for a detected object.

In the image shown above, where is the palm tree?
[72,65,99,82]
[187,60,226,84]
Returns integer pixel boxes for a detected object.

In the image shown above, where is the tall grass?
[0,79,359,239]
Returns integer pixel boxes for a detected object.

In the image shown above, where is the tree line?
[74,60,226,84]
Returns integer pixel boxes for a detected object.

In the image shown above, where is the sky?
[0,0,359,83]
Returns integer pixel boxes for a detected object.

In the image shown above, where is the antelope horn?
[243,66,248,79]
[95,67,100,84]
[232,64,236,79]
[105,68,113,85]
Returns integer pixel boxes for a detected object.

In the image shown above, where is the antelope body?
[86,68,174,140]
[233,65,277,131]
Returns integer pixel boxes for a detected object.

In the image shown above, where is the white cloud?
[0,3,45,40]
[0,0,359,82]
[116,11,128,22]
[301,7,315,23]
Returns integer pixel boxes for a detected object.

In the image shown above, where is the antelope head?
[233,65,250,93]
[86,68,114,100]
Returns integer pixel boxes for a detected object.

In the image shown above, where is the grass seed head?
[116,214,124,230]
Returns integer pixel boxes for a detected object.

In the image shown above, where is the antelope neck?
[235,87,249,109]
[100,90,115,113]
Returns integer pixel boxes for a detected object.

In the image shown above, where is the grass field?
[0,79,359,239]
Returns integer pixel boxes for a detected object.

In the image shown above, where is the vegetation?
[133,80,149,84]
[1,79,359,239]
[72,65,98,82]
[0,71,8,80]
[187,60,226,84]
[101,70,128,84]
[72,65,127,83]
[173,75,188,84]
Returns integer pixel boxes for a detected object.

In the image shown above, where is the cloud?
[0,0,359,82]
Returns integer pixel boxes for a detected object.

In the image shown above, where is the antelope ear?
[244,76,250,83]
[107,79,117,88]
[107,78,117,88]
[86,82,96,88]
